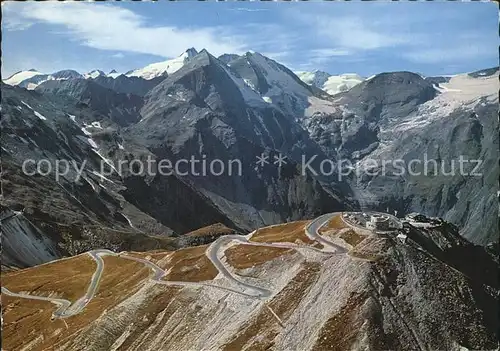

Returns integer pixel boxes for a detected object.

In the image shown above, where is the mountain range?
[2,48,498,270]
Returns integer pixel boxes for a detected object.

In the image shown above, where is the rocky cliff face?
[353,73,498,244]
[129,50,348,230]
[35,79,144,126]
[90,75,165,97]
[0,83,244,268]
[302,70,498,244]
[2,215,498,350]
[1,206,65,269]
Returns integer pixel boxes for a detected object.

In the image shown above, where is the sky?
[2,1,498,78]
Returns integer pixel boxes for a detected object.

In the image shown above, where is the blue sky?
[2,1,498,78]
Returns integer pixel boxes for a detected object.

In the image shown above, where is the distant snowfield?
[356,71,499,176]
[322,74,364,95]
[436,73,498,100]
[296,71,364,95]
[5,71,81,90]
[393,73,498,134]
[4,69,119,90]
[84,70,104,79]
[4,70,43,86]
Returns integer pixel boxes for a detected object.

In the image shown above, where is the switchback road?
[2,212,359,319]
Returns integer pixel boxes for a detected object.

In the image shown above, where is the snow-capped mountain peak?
[51,70,82,80]
[107,69,121,79]
[4,70,44,86]
[126,48,199,80]
[227,51,313,99]
[3,69,84,90]
[84,70,105,79]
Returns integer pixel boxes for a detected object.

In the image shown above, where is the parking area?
[341,212,401,233]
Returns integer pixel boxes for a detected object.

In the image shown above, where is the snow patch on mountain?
[433,84,462,93]
[33,111,47,121]
[93,150,119,175]
[90,170,117,184]
[81,127,92,136]
[19,101,46,120]
[20,101,33,110]
[25,83,39,90]
[243,78,257,91]
[87,138,98,149]
[127,48,198,80]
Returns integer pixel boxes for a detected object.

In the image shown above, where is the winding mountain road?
[2,212,353,319]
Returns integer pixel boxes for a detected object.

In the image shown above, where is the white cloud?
[231,8,269,12]
[309,16,410,51]
[403,44,495,64]
[3,17,34,31]
[3,2,247,58]
[261,51,292,62]
[402,30,497,64]
[310,48,351,57]
[2,1,496,76]
[297,48,353,67]
[280,9,415,69]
